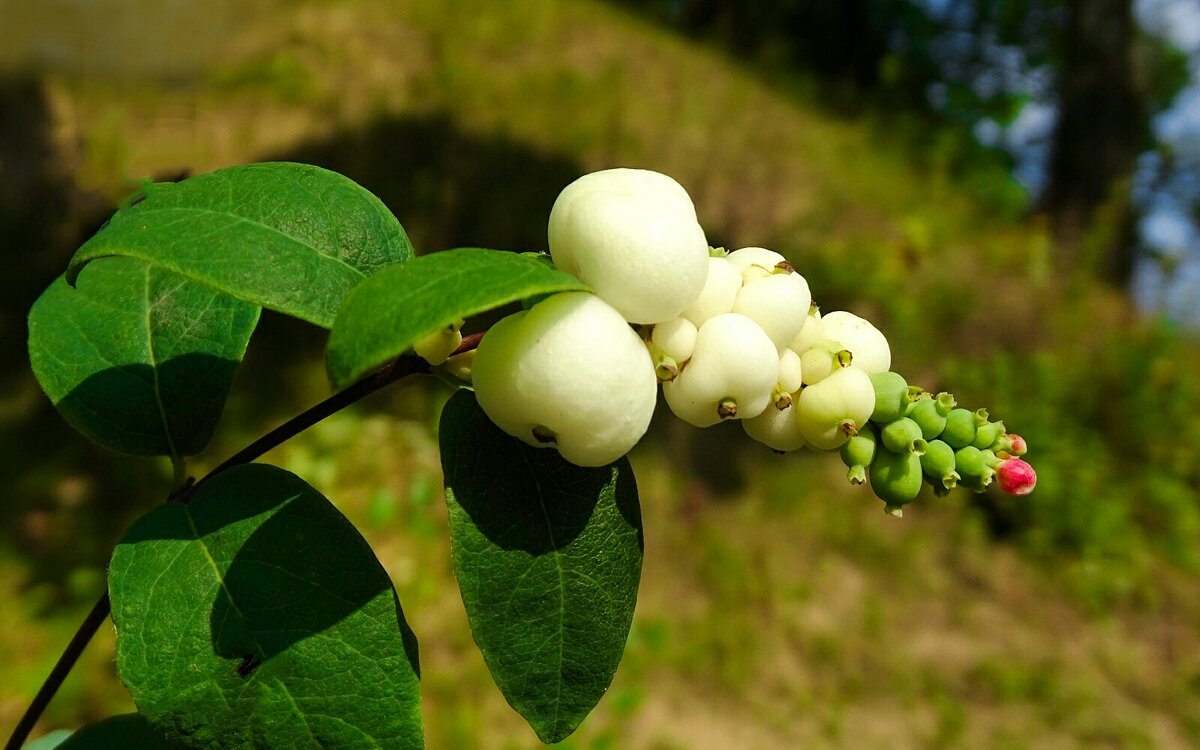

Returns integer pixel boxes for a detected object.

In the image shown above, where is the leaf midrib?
[142,267,180,462]
[101,205,367,281]
[521,446,566,736]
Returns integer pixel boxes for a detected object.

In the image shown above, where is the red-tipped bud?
[1003,433,1028,456]
[996,458,1036,496]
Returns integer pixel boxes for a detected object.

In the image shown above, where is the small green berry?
[880,417,926,454]
[971,419,1007,450]
[919,439,960,490]
[907,391,957,439]
[940,408,978,449]
[869,371,915,423]
[869,448,923,509]
[953,445,996,491]
[840,423,877,485]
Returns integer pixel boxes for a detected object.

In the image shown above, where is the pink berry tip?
[1007,433,1028,456]
[996,458,1036,496]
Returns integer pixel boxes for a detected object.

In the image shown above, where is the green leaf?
[28,257,260,457]
[66,162,413,328]
[326,247,588,388]
[109,463,422,750]
[439,390,642,744]
[54,714,181,749]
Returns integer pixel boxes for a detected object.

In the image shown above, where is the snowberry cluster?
[847,371,1036,515]
[457,167,1035,510]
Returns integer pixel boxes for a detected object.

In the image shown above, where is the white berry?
[743,403,807,452]
[794,365,876,450]
[471,292,657,467]
[820,311,891,374]
[732,271,812,350]
[662,313,779,427]
[650,317,698,363]
[778,348,803,394]
[548,168,709,324]
[680,256,742,327]
[789,306,824,354]
[799,339,851,385]
[726,246,788,282]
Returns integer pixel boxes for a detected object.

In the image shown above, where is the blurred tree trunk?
[1042,0,1145,285]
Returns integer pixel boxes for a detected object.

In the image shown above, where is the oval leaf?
[67,162,413,328]
[325,248,588,388]
[109,463,423,750]
[439,390,643,744]
[54,714,181,749]
[28,258,260,457]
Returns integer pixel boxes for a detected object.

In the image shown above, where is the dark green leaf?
[109,463,422,750]
[54,714,181,749]
[326,247,588,388]
[67,162,413,328]
[439,390,642,744]
[28,258,259,457]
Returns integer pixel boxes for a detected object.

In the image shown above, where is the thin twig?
[5,334,484,748]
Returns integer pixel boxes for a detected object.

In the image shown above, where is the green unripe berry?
[971,419,1007,450]
[919,439,960,490]
[869,448,923,512]
[953,445,996,491]
[413,320,464,365]
[940,408,977,449]
[880,417,926,454]
[869,371,916,423]
[840,423,877,485]
[907,391,957,440]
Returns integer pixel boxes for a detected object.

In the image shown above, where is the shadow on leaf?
[53,353,243,458]
[439,389,644,555]
[116,463,418,676]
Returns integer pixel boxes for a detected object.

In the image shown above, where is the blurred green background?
[2,0,1200,747]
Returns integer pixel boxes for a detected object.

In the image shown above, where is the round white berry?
[743,403,807,452]
[731,271,812,350]
[662,313,779,427]
[820,311,891,374]
[778,348,803,394]
[794,365,876,450]
[650,316,698,363]
[680,256,742,327]
[789,307,824,354]
[548,168,709,324]
[799,339,851,386]
[471,292,657,467]
[725,246,788,282]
